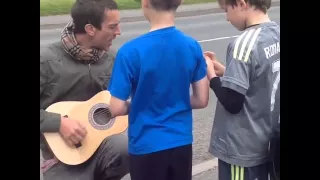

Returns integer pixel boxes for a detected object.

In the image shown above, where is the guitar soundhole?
[88,103,115,130]
[93,108,112,125]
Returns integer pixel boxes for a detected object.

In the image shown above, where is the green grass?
[40,0,215,16]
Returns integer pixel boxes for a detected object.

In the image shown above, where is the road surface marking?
[41,35,240,46]
[192,158,218,176]
[198,35,239,43]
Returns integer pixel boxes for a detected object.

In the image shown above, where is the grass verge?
[40,0,215,16]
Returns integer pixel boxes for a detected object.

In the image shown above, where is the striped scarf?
[61,22,105,63]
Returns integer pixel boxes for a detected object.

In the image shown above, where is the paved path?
[40,2,225,27]
[40,0,280,28]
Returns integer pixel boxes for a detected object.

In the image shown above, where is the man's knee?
[96,134,129,178]
[101,134,128,158]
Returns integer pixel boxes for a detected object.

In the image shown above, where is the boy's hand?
[204,51,216,61]
[212,61,225,77]
[204,56,217,79]
[203,51,225,77]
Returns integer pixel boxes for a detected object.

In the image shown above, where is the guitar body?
[43,91,128,165]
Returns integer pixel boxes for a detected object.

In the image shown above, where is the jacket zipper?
[88,64,94,90]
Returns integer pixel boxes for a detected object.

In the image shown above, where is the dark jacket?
[40,41,115,159]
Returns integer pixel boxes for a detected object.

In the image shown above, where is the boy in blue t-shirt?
[107,0,209,179]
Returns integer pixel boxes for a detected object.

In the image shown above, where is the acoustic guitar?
[43,91,128,165]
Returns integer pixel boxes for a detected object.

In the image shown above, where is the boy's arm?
[108,49,134,117]
[190,42,209,109]
[109,97,131,117]
[209,76,245,114]
[190,77,209,109]
[209,41,254,114]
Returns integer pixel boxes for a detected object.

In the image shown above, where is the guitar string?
[93,109,112,118]
[68,109,113,123]
[91,109,113,124]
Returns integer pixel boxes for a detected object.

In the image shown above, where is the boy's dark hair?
[71,0,118,34]
[224,0,271,13]
[149,0,182,11]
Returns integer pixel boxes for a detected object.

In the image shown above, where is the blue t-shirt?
[108,26,207,155]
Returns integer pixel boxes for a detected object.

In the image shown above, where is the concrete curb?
[192,158,218,176]
[40,1,280,30]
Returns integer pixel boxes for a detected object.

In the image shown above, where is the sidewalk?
[40,0,280,28]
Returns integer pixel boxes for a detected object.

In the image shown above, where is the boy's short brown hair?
[149,0,182,11]
[219,0,271,13]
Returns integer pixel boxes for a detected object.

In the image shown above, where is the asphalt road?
[40,7,280,180]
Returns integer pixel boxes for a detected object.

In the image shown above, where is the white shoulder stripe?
[238,29,255,60]
[233,27,262,62]
[233,31,248,59]
[243,28,262,62]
